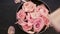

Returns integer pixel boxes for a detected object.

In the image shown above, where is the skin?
[8,26,15,34]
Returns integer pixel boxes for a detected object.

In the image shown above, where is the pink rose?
[40,15,50,25]
[22,1,36,12]
[17,9,26,20]
[27,13,34,23]
[16,2,50,33]
[35,4,49,16]
[33,17,45,32]
[22,22,32,32]
[30,11,41,19]
[16,19,25,25]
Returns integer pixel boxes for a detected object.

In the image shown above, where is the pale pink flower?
[30,11,41,19]
[40,15,50,25]
[17,3,50,33]
[17,9,26,20]
[33,17,45,32]
[26,13,34,23]
[22,22,32,32]
[35,4,49,16]
[22,1,36,12]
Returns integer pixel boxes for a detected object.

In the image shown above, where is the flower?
[40,15,50,25]
[22,22,32,32]
[33,17,45,32]
[22,1,36,12]
[17,9,26,20]
[16,1,50,33]
[35,4,49,16]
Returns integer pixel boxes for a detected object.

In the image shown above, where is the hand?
[50,8,60,32]
[8,26,15,34]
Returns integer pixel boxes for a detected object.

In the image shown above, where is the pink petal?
[17,9,26,20]
[33,17,45,32]
[26,13,34,23]
[36,4,49,16]
[22,1,36,12]
[22,22,32,32]
[40,15,50,25]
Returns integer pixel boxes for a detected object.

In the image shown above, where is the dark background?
[0,0,60,34]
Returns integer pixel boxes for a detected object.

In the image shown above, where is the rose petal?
[33,17,45,32]
[17,9,26,20]
[40,15,50,25]
[22,1,36,12]
[36,4,49,16]
[22,22,32,32]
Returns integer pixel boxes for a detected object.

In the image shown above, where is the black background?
[0,0,60,34]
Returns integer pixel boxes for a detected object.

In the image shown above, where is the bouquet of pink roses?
[16,1,50,34]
